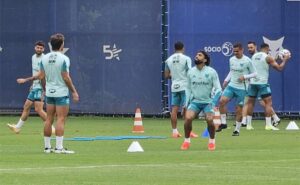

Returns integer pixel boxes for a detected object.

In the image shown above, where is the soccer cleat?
[216,124,227,132]
[232,130,239,136]
[272,119,281,127]
[265,125,280,131]
[7,124,20,134]
[44,148,54,154]
[172,132,182,138]
[208,143,215,151]
[190,132,199,138]
[54,148,75,154]
[246,125,254,130]
[180,142,190,150]
[241,123,247,127]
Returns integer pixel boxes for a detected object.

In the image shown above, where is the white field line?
[1,159,300,172]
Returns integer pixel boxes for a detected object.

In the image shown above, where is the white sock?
[172,128,179,134]
[15,119,25,129]
[246,116,252,126]
[220,114,227,125]
[56,136,64,150]
[209,138,215,144]
[184,138,191,143]
[241,117,247,125]
[272,114,280,122]
[266,117,272,127]
[235,121,241,132]
[44,137,51,149]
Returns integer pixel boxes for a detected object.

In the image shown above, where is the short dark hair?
[174,41,184,51]
[247,41,256,46]
[233,43,243,49]
[35,41,45,47]
[50,33,65,50]
[260,43,269,49]
[199,50,210,66]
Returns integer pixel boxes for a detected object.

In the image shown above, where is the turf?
[1,116,300,185]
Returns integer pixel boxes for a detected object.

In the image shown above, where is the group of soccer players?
[164,41,290,151]
[6,36,290,153]
[7,33,79,154]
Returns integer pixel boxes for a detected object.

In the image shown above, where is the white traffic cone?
[286,121,299,130]
[127,141,144,152]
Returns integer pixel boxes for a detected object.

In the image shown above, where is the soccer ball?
[278,49,291,60]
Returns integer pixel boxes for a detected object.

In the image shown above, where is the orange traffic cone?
[132,107,144,133]
[213,107,221,129]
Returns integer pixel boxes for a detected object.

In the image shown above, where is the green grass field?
[1,116,300,185]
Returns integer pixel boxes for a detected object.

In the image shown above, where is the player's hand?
[72,92,79,103]
[282,53,291,61]
[17,78,26,84]
[238,76,245,82]
[222,81,228,89]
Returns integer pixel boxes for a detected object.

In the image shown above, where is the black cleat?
[216,124,227,132]
[232,131,239,136]
[241,123,247,127]
[272,119,281,127]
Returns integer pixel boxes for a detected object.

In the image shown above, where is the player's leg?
[217,86,233,132]
[232,105,243,136]
[232,88,246,136]
[171,105,180,137]
[44,97,56,153]
[54,96,74,154]
[34,100,46,121]
[170,92,181,137]
[180,91,198,138]
[7,98,33,134]
[259,85,278,131]
[259,95,280,127]
[180,102,199,150]
[241,96,249,127]
[246,84,258,130]
[204,105,216,150]
[34,89,56,134]
[271,107,281,127]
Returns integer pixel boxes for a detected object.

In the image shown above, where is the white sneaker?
[54,148,75,154]
[44,148,54,154]
[246,125,254,130]
[265,125,279,131]
[7,123,21,134]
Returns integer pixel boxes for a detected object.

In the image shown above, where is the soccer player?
[17,33,79,154]
[217,43,257,136]
[244,41,281,129]
[247,43,290,130]
[7,41,55,134]
[180,51,222,151]
[165,41,198,138]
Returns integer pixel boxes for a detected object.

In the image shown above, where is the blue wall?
[0,0,299,114]
[0,0,162,114]
[169,0,300,112]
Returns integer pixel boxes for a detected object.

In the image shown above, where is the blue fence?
[169,0,300,112]
[0,0,299,114]
[0,0,162,114]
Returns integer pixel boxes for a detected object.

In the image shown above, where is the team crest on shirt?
[240,63,244,67]
[205,74,209,78]
[174,84,180,89]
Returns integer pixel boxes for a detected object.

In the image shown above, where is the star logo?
[103,44,122,61]
[48,42,69,54]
